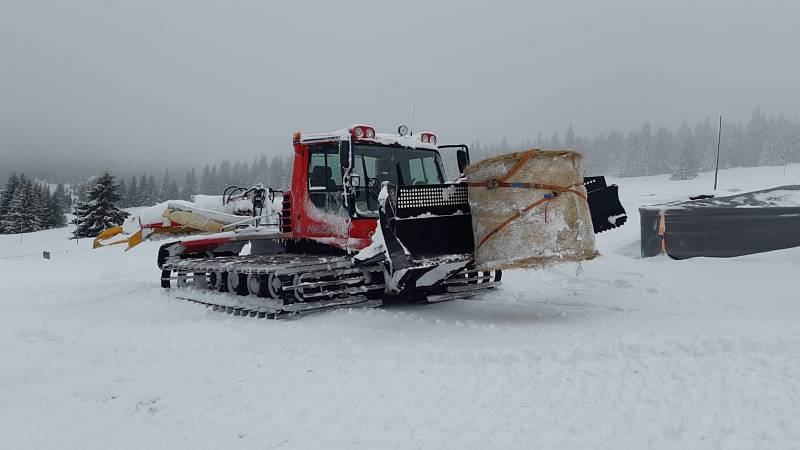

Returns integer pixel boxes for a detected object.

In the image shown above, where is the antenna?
[713,115,722,190]
[410,104,415,136]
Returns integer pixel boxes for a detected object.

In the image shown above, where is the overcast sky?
[2,0,799,177]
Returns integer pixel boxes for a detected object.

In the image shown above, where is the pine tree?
[164,179,180,201]
[73,179,91,204]
[71,200,90,236]
[744,108,768,167]
[564,125,576,149]
[209,165,219,192]
[46,184,68,228]
[53,183,71,211]
[693,117,716,171]
[671,122,698,180]
[0,176,40,234]
[71,172,129,239]
[672,148,699,180]
[133,173,159,206]
[622,123,654,177]
[200,165,213,194]
[146,174,158,204]
[0,173,20,224]
[232,161,243,186]
[652,126,675,175]
[159,170,182,202]
[127,174,139,207]
[118,178,128,207]
[252,156,267,185]
[269,156,286,189]
[138,174,149,205]
[30,182,49,231]
[218,160,232,191]
[548,132,560,148]
[182,168,198,200]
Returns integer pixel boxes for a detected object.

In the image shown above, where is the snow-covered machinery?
[151,124,627,318]
[93,186,279,250]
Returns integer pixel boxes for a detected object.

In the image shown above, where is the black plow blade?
[376,183,474,269]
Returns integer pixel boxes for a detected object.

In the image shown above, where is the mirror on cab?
[456,149,470,174]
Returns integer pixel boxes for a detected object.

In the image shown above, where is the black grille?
[395,184,469,219]
[385,183,474,255]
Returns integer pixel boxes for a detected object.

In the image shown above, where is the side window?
[309,147,342,190]
[308,145,344,213]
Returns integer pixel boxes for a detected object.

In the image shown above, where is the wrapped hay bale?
[465,149,597,270]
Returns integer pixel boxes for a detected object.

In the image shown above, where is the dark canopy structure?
[640,185,800,259]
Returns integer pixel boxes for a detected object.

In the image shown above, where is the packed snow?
[2,164,800,449]
[750,189,800,207]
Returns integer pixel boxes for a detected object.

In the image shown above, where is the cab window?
[308,144,344,213]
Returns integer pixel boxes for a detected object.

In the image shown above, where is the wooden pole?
[713,115,722,190]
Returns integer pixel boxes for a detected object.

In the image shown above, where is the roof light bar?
[420,132,437,145]
[350,125,376,140]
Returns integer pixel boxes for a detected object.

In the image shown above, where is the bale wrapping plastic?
[465,149,597,270]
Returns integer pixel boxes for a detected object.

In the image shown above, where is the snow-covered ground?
[2,165,800,449]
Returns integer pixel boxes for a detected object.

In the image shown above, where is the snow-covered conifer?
[71,172,128,239]
[0,176,40,233]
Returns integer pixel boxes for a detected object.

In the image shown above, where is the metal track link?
[172,294,383,319]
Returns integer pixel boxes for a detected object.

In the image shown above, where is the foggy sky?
[2,0,799,178]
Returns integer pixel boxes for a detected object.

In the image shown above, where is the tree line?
[70,107,800,211]
[470,108,800,180]
[116,154,293,208]
[111,107,747,207]
[0,174,70,234]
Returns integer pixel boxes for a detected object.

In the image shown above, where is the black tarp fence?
[640,185,800,259]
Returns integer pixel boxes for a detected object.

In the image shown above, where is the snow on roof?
[298,125,439,151]
[640,185,800,210]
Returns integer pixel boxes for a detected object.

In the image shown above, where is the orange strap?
[499,149,538,182]
[657,212,667,253]
[466,182,587,201]
[477,196,553,249]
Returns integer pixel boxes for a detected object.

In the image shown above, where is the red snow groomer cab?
[157,124,625,317]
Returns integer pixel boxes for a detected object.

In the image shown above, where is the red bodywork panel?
[288,139,376,251]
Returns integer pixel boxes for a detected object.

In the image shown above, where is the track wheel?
[292,273,306,302]
[209,271,228,292]
[247,274,268,297]
[227,272,249,295]
[267,273,283,299]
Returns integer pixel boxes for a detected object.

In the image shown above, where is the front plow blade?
[584,176,627,233]
[378,183,474,268]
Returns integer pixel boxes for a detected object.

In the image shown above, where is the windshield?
[351,144,445,217]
